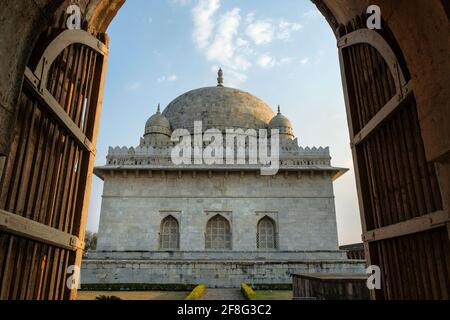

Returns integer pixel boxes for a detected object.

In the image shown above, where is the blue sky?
[87,0,362,245]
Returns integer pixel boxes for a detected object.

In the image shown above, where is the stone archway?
[0,0,448,300]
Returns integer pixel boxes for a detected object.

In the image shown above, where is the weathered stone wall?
[81,259,366,288]
[96,171,341,252]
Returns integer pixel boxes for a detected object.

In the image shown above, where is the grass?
[254,290,293,300]
[77,291,189,300]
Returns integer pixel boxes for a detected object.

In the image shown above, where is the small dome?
[145,104,171,137]
[269,106,294,138]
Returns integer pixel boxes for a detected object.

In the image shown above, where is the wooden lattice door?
[0,29,108,300]
[338,21,449,299]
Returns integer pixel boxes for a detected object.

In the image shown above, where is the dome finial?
[157,103,161,114]
[217,68,224,87]
[277,104,281,114]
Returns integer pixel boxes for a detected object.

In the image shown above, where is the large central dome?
[163,86,275,132]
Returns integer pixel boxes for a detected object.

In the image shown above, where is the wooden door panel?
[0,29,108,300]
[338,22,448,299]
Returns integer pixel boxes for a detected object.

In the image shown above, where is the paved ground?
[200,288,245,300]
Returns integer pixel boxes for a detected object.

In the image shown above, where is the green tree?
[84,231,98,252]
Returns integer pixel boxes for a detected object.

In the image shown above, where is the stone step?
[199,288,245,301]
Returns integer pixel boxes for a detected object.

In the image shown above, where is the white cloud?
[246,20,274,45]
[126,82,141,91]
[234,55,251,70]
[300,57,310,65]
[236,37,248,47]
[157,74,178,83]
[207,8,241,65]
[245,18,302,45]
[227,69,248,84]
[277,20,303,41]
[202,7,250,85]
[245,12,256,24]
[191,2,300,85]
[236,37,254,55]
[257,54,275,68]
[192,0,220,49]
[257,55,292,69]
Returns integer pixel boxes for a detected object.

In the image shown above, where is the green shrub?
[250,283,292,290]
[81,283,196,292]
[185,284,206,300]
[241,283,257,300]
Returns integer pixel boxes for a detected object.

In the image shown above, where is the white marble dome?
[162,86,276,133]
[145,105,171,137]
[269,106,295,138]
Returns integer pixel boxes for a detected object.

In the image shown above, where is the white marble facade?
[82,72,365,286]
[96,170,342,253]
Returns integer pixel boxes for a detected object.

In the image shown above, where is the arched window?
[205,215,231,250]
[160,216,179,250]
[257,217,277,249]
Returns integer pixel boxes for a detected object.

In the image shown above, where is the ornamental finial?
[157,103,161,114]
[277,105,281,114]
[217,68,224,87]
